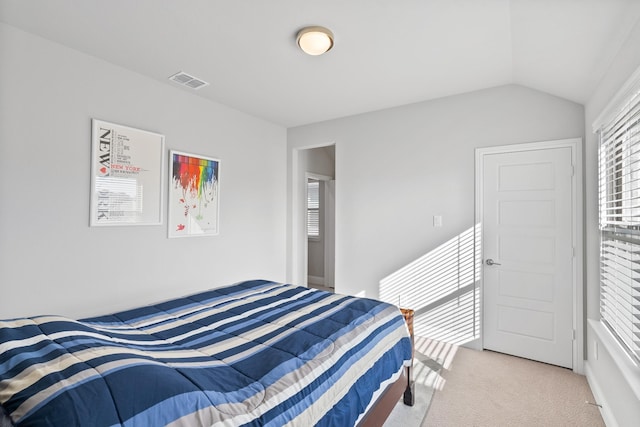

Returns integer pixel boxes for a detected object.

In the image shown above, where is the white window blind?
[307,180,320,238]
[597,69,640,362]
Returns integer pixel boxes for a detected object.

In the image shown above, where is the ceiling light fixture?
[296,26,334,56]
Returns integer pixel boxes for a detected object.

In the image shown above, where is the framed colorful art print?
[168,150,220,238]
[90,119,165,226]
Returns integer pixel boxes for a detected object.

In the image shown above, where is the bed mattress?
[0,280,411,426]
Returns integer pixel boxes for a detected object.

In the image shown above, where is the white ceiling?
[1,0,640,127]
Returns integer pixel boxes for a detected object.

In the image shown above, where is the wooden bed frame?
[360,307,416,426]
[358,366,415,427]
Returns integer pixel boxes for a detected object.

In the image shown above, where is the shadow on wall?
[379,225,481,345]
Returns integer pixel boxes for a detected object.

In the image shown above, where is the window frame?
[595,67,640,365]
[307,179,321,241]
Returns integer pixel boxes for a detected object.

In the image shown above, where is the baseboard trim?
[585,361,618,427]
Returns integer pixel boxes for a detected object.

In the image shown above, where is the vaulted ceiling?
[2,0,639,127]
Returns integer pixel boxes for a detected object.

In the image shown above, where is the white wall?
[288,84,584,303]
[584,17,640,427]
[0,24,287,319]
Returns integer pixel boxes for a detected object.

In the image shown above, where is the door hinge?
[572,329,576,340]
[571,165,575,176]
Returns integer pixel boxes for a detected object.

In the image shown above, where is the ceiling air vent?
[168,71,209,90]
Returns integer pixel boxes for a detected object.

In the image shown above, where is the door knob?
[485,259,501,266]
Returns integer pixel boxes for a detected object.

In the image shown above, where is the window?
[596,71,640,363]
[307,180,320,239]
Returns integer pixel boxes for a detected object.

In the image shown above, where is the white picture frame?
[90,119,165,226]
[168,150,220,238]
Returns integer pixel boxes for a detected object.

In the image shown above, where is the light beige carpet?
[422,346,605,427]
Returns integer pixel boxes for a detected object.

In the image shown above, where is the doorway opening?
[293,144,335,292]
[306,174,335,292]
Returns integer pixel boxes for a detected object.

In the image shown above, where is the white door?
[482,146,574,368]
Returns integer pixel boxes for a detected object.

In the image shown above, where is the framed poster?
[90,119,165,226]
[168,150,220,238]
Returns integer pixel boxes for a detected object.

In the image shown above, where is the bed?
[0,280,412,426]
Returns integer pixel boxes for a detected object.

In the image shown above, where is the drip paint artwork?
[169,152,220,237]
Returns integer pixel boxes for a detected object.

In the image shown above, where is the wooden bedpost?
[400,308,415,406]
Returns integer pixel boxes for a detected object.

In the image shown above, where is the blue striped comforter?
[0,280,412,426]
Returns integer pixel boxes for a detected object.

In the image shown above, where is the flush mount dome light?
[297,26,334,56]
